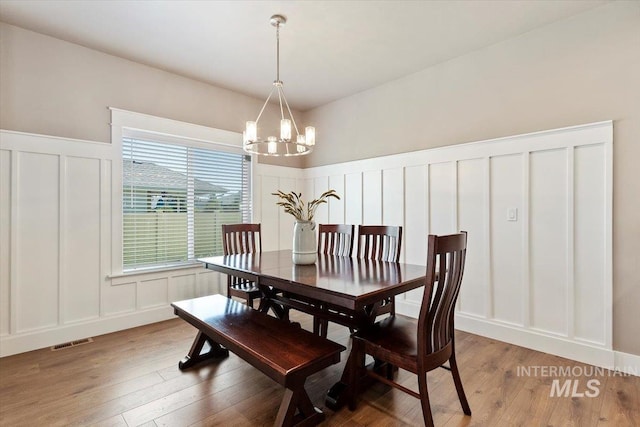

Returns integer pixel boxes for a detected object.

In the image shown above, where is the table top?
[199,250,427,310]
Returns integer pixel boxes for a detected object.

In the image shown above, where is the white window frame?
[110,108,253,276]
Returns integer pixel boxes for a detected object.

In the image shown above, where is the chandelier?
[243,15,315,156]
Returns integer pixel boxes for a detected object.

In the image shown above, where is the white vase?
[292,220,317,265]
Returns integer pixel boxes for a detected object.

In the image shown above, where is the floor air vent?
[51,338,93,351]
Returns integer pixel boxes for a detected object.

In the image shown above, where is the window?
[122,136,251,271]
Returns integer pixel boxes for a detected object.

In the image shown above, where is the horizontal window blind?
[122,136,251,271]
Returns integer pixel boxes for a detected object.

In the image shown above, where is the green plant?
[272,189,340,221]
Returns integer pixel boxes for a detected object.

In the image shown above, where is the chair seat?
[355,315,419,368]
[230,281,260,293]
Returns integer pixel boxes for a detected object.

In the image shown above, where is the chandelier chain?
[276,24,280,83]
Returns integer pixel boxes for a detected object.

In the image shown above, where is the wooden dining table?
[198,249,427,409]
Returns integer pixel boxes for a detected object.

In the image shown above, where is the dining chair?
[312,224,355,336]
[317,224,355,256]
[348,231,470,427]
[356,225,402,262]
[357,225,403,317]
[221,223,262,308]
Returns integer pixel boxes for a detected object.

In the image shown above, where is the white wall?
[0,130,224,356]
[2,120,635,373]
[256,121,618,369]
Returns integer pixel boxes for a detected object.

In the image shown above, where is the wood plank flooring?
[1,309,638,426]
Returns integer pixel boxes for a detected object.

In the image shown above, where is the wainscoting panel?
[169,273,196,303]
[530,149,569,336]
[382,167,404,228]
[329,175,346,223]
[259,174,284,252]
[138,277,169,310]
[574,143,607,345]
[1,122,614,371]
[363,170,382,225]
[16,151,61,333]
[295,121,613,367]
[490,154,525,326]
[0,130,227,357]
[0,149,10,336]
[63,156,101,324]
[345,173,363,225]
[403,165,428,266]
[429,162,457,235]
[457,158,487,319]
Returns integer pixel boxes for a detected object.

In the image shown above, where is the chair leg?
[417,371,435,427]
[449,353,471,415]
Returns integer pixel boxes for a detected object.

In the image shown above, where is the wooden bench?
[171,294,346,427]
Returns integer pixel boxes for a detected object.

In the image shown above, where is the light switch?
[507,207,518,222]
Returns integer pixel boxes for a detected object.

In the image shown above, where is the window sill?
[107,262,205,280]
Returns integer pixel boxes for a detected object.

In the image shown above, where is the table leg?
[259,286,290,320]
[178,331,229,370]
[326,302,386,410]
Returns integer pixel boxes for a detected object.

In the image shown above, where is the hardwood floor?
[1,309,638,427]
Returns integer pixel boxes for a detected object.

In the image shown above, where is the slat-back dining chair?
[357,225,402,262]
[221,223,262,308]
[348,232,470,427]
[318,224,355,257]
[313,224,355,336]
[357,225,403,317]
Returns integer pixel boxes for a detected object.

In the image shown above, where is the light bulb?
[281,119,291,141]
[267,136,277,154]
[245,121,257,141]
[305,126,315,146]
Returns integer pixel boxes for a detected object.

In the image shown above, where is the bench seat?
[172,294,346,427]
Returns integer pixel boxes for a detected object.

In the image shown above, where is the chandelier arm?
[280,86,301,135]
[255,86,276,123]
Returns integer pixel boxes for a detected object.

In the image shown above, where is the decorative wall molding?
[256,121,614,370]
[1,122,618,373]
[0,130,225,357]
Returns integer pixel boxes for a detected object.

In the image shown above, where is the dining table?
[198,249,427,409]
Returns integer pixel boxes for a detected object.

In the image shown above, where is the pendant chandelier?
[243,14,315,156]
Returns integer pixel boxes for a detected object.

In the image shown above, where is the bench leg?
[274,383,325,427]
[178,331,229,370]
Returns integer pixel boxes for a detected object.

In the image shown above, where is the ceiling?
[0,0,608,111]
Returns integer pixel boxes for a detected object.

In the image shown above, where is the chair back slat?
[222,224,261,255]
[356,225,402,262]
[318,224,355,257]
[419,232,467,355]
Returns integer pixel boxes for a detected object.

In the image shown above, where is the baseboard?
[614,351,640,377]
[454,313,616,369]
[0,305,175,358]
[396,300,632,374]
